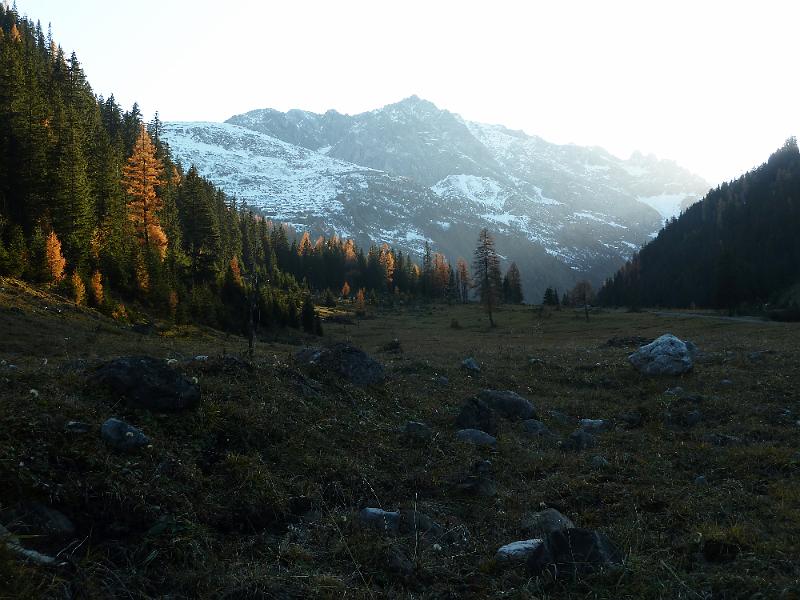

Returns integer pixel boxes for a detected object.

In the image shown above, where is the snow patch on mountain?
[637,192,699,221]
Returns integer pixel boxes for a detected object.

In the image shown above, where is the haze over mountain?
[162,96,709,299]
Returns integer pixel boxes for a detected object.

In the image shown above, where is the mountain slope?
[163,97,709,299]
[598,139,800,309]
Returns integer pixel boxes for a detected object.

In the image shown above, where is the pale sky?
[18,0,800,185]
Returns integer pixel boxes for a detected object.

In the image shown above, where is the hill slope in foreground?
[1,277,799,598]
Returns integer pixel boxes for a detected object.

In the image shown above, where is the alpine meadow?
[1,2,799,599]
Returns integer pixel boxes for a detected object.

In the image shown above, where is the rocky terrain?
[2,277,799,598]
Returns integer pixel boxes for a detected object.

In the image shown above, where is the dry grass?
[1,278,799,598]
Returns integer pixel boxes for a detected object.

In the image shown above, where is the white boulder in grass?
[496,539,545,563]
[628,334,696,375]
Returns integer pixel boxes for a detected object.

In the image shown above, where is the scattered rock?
[720,379,733,386]
[101,418,151,451]
[590,455,611,469]
[295,343,385,386]
[461,357,480,373]
[561,429,598,451]
[90,356,201,411]
[358,508,400,533]
[433,376,449,386]
[521,419,552,437]
[456,398,498,435]
[403,421,433,442]
[496,539,545,563]
[64,420,90,434]
[456,429,497,447]
[628,334,695,375]
[579,418,612,433]
[455,475,497,497]
[19,503,76,537]
[528,357,545,366]
[520,508,575,538]
[527,528,622,577]
[694,475,709,486]
[665,386,686,397]
[0,523,66,567]
[478,390,536,420]
[747,350,774,362]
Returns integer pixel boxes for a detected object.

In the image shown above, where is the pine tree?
[472,228,502,327]
[503,262,523,304]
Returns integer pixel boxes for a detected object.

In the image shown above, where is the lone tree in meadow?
[472,228,502,327]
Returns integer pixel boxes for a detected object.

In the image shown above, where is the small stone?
[101,418,150,451]
[358,508,400,532]
[455,475,497,497]
[434,376,449,386]
[461,357,481,373]
[496,539,545,563]
[398,510,442,538]
[193,355,209,362]
[694,475,709,486]
[720,379,733,386]
[579,418,612,433]
[64,420,90,434]
[665,386,685,396]
[590,455,611,469]
[29,389,39,398]
[478,390,536,420]
[456,429,497,447]
[520,508,575,538]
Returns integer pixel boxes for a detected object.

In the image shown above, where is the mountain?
[163,97,709,299]
[597,138,800,310]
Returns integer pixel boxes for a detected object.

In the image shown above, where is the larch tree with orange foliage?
[122,124,167,257]
[45,231,66,283]
[341,281,351,298]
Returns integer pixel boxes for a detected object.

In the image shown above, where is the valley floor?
[1,278,799,599]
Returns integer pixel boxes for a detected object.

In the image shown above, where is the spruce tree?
[472,228,502,327]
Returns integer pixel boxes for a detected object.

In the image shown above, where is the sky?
[17,0,800,185]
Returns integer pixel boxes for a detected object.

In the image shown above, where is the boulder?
[478,390,536,420]
[527,528,622,577]
[496,539,545,563]
[461,357,481,373]
[101,418,150,451]
[358,508,400,532]
[562,429,598,451]
[521,419,552,437]
[520,508,575,538]
[456,429,497,447]
[456,398,498,435]
[295,343,385,386]
[90,356,200,411]
[628,334,695,375]
[64,420,90,434]
[398,509,443,538]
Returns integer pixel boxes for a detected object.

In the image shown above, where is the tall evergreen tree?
[472,228,502,327]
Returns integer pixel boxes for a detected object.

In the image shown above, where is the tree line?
[0,6,529,334]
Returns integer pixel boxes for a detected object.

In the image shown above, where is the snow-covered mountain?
[162,96,709,299]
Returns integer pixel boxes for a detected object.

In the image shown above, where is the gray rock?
[461,357,481,373]
[720,379,733,386]
[434,376,449,386]
[456,398,498,435]
[496,539,545,563]
[403,421,433,442]
[455,475,497,497]
[694,475,709,486]
[579,418,612,433]
[521,419,552,437]
[358,508,400,532]
[664,407,702,429]
[527,528,622,577]
[590,455,611,469]
[296,343,385,386]
[456,429,497,447]
[521,508,575,538]
[665,386,686,396]
[101,418,150,451]
[628,334,695,375]
[478,390,536,420]
[18,503,76,537]
[64,420,90,434]
[90,356,201,411]
[398,509,442,538]
[562,429,598,451]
